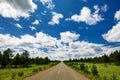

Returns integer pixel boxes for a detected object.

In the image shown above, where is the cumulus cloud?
[66,6,103,25]
[103,10,120,42]
[40,0,55,9]
[0,0,37,19]
[15,23,23,29]
[32,19,39,25]
[48,12,63,25]
[0,32,57,54]
[0,31,119,60]
[115,10,120,21]
[102,22,120,42]
[60,31,80,43]
[68,41,104,58]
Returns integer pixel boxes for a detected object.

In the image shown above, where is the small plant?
[80,63,85,70]
[50,64,54,67]
[32,69,38,73]
[103,76,108,80]
[91,65,98,76]
[110,74,117,80]
[39,67,41,71]
[11,72,16,80]
[18,71,24,77]
[104,63,107,67]
[84,65,89,74]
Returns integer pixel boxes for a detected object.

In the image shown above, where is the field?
[66,62,120,80]
[0,62,58,80]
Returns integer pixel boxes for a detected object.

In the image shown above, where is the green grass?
[0,62,58,80]
[66,62,120,80]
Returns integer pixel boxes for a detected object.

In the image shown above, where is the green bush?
[104,63,107,67]
[11,72,16,80]
[39,67,41,71]
[80,63,85,70]
[110,74,117,80]
[32,69,38,73]
[91,65,98,76]
[102,76,108,80]
[84,65,89,73]
[18,71,24,77]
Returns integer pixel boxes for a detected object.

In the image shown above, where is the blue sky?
[0,0,120,60]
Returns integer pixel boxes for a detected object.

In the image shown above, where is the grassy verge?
[65,62,120,80]
[0,62,59,80]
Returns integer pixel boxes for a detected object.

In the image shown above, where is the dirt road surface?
[24,62,89,80]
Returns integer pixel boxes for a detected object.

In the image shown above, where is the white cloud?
[32,19,39,25]
[0,32,57,52]
[102,10,120,42]
[81,0,87,2]
[102,22,120,42]
[41,11,47,15]
[94,5,100,13]
[115,10,120,21]
[60,31,80,43]
[0,0,37,20]
[68,41,104,58]
[15,23,23,29]
[0,31,120,60]
[40,0,55,9]
[101,4,108,12]
[0,27,4,30]
[30,26,36,30]
[48,12,63,25]
[66,6,103,25]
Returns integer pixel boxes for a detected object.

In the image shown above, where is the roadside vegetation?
[64,50,120,80]
[0,48,60,80]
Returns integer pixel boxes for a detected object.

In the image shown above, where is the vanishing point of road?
[24,62,89,80]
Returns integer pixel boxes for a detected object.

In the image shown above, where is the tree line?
[67,50,120,65]
[0,48,50,68]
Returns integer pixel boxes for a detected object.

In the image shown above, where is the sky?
[0,0,120,60]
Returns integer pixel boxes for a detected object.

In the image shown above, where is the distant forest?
[0,48,51,68]
[65,50,120,65]
[1,48,120,68]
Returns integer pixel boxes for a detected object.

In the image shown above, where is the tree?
[0,52,2,66]
[44,57,50,64]
[13,53,21,67]
[1,48,13,68]
[102,54,109,63]
[35,57,40,65]
[21,50,30,67]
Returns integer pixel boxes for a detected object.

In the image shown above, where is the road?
[24,62,89,80]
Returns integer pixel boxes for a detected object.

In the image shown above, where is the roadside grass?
[66,62,120,80]
[0,62,59,80]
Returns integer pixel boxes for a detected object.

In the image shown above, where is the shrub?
[115,62,120,66]
[91,65,98,76]
[11,72,16,80]
[103,76,108,80]
[50,64,54,67]
[84,65,89,73]
[104,63,107,67]
[110,74,117,80]
[33,69,38,73]
[80,63,85,70]
[18,71,24,77]
[39,67,41,71]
